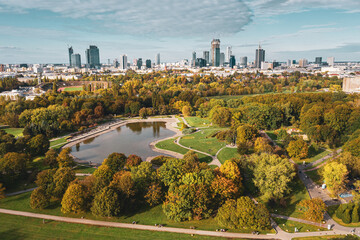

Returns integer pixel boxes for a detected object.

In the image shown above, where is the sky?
[0,0,360,64]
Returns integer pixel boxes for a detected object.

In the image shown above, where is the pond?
[71,121,175,164]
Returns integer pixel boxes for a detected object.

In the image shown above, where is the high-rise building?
[240,57,248,67]
[211,39,221,67]
[197,58,206,68]
[68,46,73,66]
[229,55,236,68]
[113,59,119,68]
[299,59,308,68]
[156,53,160,65]
[71,54,81,68]
[203,51,209,65]
[220,53,225,66]
[255,45,265,68]
[146,59,152,68]
[85,45,100,68]
[315,57,322,65]
[120,55,128,70]
[0,64,5,72]
[192,51,197,67]
[327,57,335,66]
[137,58,143,69]
[226,46,232,63]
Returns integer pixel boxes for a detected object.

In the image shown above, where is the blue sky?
[0,0,359,64]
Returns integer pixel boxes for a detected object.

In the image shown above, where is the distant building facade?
[203,51,210,65]
[255,45,265,68]
[120,55,128,70]
[220,53,225,66]
[327,57,335,66]
[156,53,160,65]
[343,77,360,93]
[211,39,221,67]
[68,46,73,66]
[240,57,247,67]
[146,59,152,68]
[229,55,236,68]
[85,45,100,68]
[71,54,81,68]
[315,57,322,65]
[299,59,308,68]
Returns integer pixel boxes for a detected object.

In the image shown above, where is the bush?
[336,204,346,219]
[30,187,50,209]
[342,209,352,224]
[150,156,172,167]
[182,128,196,135]
[91,187,121,217]
[352,205,359,223]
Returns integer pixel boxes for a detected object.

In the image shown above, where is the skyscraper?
[211,39,221,67]
[299,59,308,68]
[192,51,197,67]
[113,59,119,68]
[220,53,225,66]
[71,54,81,68]
[240,57,248,67]
[229,55,236,68]
[85,45,100,68]
[315,57,322,65]
[120,55,127,70]
[327,57,335,66]
[137,58,143,69]
[203,51,209,65]
[226,46,232,63]
[156,53,160,65]
[68,46,73,66]
[255,45,265,68]
[146,59,152,68]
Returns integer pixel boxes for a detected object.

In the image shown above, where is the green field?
[3,127,24,137]
[74,165,96,174]
[293,236,352,240]
[179,128,226,156]
[0,213,225,240]
[184,117,211,128]
[306,168,323,185]
[0,192,273,234]
[63,86,83,92]
[155,138,213,163]
[269,176,310,219]
[50,137,68,149]
[274,218,328,233]
[217,147,240,164]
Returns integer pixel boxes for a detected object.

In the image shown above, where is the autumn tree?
[35,168,56,196]
[43,148,58,168]
[30,187,50,209]
[299,198,326,222]
[61,181,89,214]
[52,167,76,199]
[145,183,163,206]
[251,153,296,202]
[322,161,348,195]
[220,160,242,185]
[344,137,360,157]
[287,138,309,159]
[209,106,231,127]
[0,183,5,199]
[103,152,127,173]
[182,105,192,117]
[236,124,259,144]
[0,152,28,185]
[27,134,50,156]
[125,154,142,169]
[217,196,271,230]
[56,148,75,168]
[91,187,121,217]
[254,137,273,153]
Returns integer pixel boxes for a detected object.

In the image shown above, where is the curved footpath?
[0,208,348,240]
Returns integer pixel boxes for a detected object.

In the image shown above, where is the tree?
[35,168,56,196]
[52,167,76,199]
[126,155,142,169]
[337,152,360,178]
[251,153,296,201]
[91,187,121,217]
[209,106,231,127]
[343,209,352,224]
[287,138,308,159]
[0,152,28,185]
[139,108,148,119]
[30,187,50,209]
[93,164,113,186]
[131,162,157,192]
[27,134,50,157]
[109,171,135,200]
[56,148,75,168]
[103,152,127,173]
[344,137,360,157]
[254,137,273,153]
[211,175,240,205]
[216,196,271,230]
[43,149,58,168]
[182,105,192,117]
[299,198,326,222]
[0,183,5,199]
[158,158,188,186]
[352,205,360,223]
[61,181,89,214]
[236,124,258,144]
[145,183,163,206]
[220,160,242,185]
[322,161,348,195]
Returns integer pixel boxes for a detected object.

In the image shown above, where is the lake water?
[71,121,175,164]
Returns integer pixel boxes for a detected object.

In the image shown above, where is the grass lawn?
[293,236,353,240]
[0,213,226,240]
[307,149,331,163]
[306,169,324,185]
[327,205,360,228]
[63,86,83,92]
[74,165,96,174]
[274,218,328,233]
[179,128,226,156]
[184,117,211,128]
[155,138,212,163]
[269,176,310,219]
[3,127,24,137]
[0,192,274,234]
[50,137,68,150]
[265,131,284,147]
[175,116,185,128]
[217,147,240,164]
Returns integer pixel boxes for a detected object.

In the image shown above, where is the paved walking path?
[0,208,353,240]
[5,188,37,197]
[304,149,342,172]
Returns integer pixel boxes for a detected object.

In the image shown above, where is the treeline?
[0,77,23,92]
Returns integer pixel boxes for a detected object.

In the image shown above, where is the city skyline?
[0,0,359,63]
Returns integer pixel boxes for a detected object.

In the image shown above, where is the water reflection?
[71,121,173,164]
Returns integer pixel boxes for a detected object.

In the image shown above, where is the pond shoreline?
[61,116,181,166]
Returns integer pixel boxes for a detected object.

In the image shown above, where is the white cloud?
[0,0,253,37]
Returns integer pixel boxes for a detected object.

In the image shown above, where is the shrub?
[342,209,352,224]
[352,205,360,223]
[30,187,50,209]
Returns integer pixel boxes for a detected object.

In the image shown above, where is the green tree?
[0,152,28,185]
[35,168,56,196]
[93,164,114,186]
[216,196,271,230]
[251,153,296,201]
[103,152,127,173]
[209,106,231,127]
[352,205,360,223]
[27,134,50,156]
[344,137,360,157]
[287,138,309,159]
[342,209,352,224]
[52,167,76,199]
[61,181,89,214]
[131,162,157,192]
[91,187,121,217]
[30,187,50,209]
[323,161,348,195]
[236,124,258,144]
[43,149,58,168]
